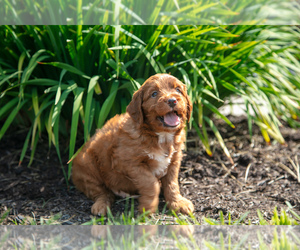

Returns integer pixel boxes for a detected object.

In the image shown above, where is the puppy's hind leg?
[72,158,115,216]
[90,185,115,216]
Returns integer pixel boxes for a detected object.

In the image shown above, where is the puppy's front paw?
[138,203,158,214]
[138,197,159,214]
[91,201,110,216]
[169,197,194,215]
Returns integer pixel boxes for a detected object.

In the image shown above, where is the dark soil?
[1,116,300,225]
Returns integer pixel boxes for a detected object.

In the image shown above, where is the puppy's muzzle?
[167,98,177,108]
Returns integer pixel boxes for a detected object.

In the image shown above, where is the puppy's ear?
[182,84,193,122]
[126,88,144,126]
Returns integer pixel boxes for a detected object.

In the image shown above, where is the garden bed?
[1,116,300,225]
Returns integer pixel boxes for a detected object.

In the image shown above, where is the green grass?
[1,200,300,226]
[1,204,300,249]
[1,225,299,250]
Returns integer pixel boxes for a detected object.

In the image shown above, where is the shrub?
[0,25,299,184]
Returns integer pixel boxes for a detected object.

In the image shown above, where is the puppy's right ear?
[126,88,144,126]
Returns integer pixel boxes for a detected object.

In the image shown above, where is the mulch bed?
[1,116,300,225]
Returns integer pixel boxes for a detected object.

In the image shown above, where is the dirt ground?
[1,116,300,225]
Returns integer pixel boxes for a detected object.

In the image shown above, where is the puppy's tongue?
[164,112,180,126]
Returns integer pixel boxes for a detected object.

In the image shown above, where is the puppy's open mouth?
[158,112,181,127]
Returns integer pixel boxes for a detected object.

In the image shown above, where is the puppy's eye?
[151,91,158,98]
[176,87,182,94]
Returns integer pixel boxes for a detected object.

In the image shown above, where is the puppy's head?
[127,74,192,132]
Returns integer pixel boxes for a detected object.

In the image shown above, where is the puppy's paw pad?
[91,202,109,216]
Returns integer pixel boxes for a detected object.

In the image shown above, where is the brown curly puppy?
[72,73,194,216]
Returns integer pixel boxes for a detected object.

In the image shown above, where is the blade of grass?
[202,99,235,128]
[97,80,119,128]
[110,0,146,24]
[204,116,233,164]
[55,69,67,105]
[0,98,19,120]
[28,129,39,166]
[41,62,90,79]
[148,0,164,24]
[21,49,49,83]
[0,99,28,140]
[31,87,41,156]
[52,83,77,127]
[0,71,22,87]
[84,76,99,141]
[19,127,32,166]
[53,113,68,186]
[68,87,84,179]
[192,120,212,156]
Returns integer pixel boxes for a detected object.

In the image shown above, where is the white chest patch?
[146,149,176,178]
[156,132,174,144]
[144,132,176,178]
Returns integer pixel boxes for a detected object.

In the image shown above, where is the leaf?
[174,42,213,88]
[148,0,164,24]
[202,99,235,128]
[0,99,28,140]
[119,28,146,46]
[55,69,67,105]
[21,79,60,87]
[198,60,218,98]
[227,67,257,90]
[84,76,99,141]
[204,116,233,164]
[31,87,41,151]
[134,44,162,73]
[68,87,84,179]
[21,49,49,83]
[0,71,22,87]
[106,58,140,90]
[0,98,19,120]
[110,0,146,24]
[97,81,119,128]
[41,62,90,79]
[28,130,39,166]
[51,83,77,127]
[53,112,68,185]
[19,127,32,166]
[192,120,212,157]
[114,25,120,77]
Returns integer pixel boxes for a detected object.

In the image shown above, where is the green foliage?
[203,210,250,225]
[258,229,300,250]
[271,206,299,226]
[2,0,299,25]
[0,25,300,185]
[203,205,300,226]
[258,204,300,226]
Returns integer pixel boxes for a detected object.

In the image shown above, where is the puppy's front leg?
[161,152,194,215]
[127,168,160,214]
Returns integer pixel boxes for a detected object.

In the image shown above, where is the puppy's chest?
[145,146,176,179]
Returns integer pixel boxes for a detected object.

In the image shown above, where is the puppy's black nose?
[167,98,177,108]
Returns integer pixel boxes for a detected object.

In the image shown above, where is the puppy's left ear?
[183,84,192,122]
[126,88,144,126]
